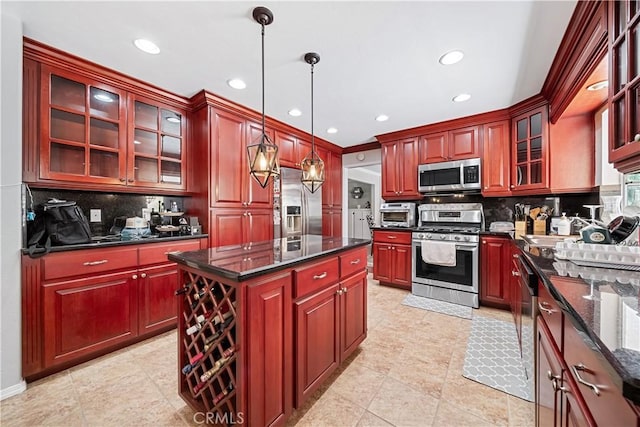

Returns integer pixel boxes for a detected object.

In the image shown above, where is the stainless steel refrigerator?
[274,167,322,238]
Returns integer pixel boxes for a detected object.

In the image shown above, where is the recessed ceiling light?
[93,93,114,102]
[439,50,464,65]
[227,78,246,90]
[375,114,389,122]
[452,93,471,102]
[327,127,338,134]
[166,117,180,123]
[133,39,160,55]
[586,80,608,91]
[288,108,302,117]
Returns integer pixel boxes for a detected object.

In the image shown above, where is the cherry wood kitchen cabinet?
[322,208,342,237]
[481,120,512,196]
[418,126,480,164]
[381,138,419,200]
[23,41,191,194]
[511,106,549,193]
[609,0,640,171]
[322,150,343,209]
[246,272,293,427]
[22,238,205,380]
[275,130,299,168]
[209,208,273,247]
[372,230,412,290]
[479,236,511,309]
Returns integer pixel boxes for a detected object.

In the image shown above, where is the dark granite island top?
[517,242,640,405]
[168,235,371,281]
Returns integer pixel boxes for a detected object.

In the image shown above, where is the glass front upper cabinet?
[129,97,185,188]
[42,67,126,184]
[512,106,548,191]
[609,0,640,162]
[128,96,185,189]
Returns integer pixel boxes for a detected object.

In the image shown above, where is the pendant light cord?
[261,22,266,133]
[310,61,315,154]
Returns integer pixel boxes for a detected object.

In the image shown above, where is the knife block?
[515,221,527,238]
[533,219,547,235]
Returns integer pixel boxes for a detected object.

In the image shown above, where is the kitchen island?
[168,235,370,427]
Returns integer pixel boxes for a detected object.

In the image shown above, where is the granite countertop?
[22,233,207,254]
[518,241,640,404]
[168,235,371,281]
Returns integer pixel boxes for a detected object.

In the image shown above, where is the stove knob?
[440,235,447,240]
[463,236,471,242]
[453,235,461,241]
[425,233,432,239]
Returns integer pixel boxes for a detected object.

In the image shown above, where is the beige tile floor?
[1,275,534,427]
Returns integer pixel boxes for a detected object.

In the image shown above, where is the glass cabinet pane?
[89,149,119,178]
[614,98,626,149]
[616,1,628,38]
[135,157,158,182]
[51,109,85,142]
[530,137,542,160]
[161,160,181,184]
[51,75,85,112]
[615,39,628,92]
[135,101,158,130]
[161,109,181,135]
[517,165,528,186]
[633,23,639,80]
[90,118,119,148]
[134,129,158,156]
[632,83,639,140]
[530,162,542,184]
[517,141,528,163]
[530,113,542,136]
[50,143,85,175]
[517,119,527,141]
[161,135,181,159]
[89,87,119,120]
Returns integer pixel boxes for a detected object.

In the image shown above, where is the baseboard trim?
[0,380,26,400]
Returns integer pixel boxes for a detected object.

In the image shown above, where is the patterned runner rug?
[462,315,533,402]
[401,293,473,319]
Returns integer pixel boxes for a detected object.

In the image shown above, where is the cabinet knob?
[119,178,126,182]
[391,246,395,250]
[128,178,134,183]
[132,274,138,279]
[342,287,348,293]
[512,270,520,276]
[482,241,486,244]
[337,289,343,296]
[510,185,515,189]
[484,186,488,190]
[140,273,147,278]
[634,133,640,142]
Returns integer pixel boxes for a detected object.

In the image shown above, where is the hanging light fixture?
[300,52,325,193]
[247,6,279,188]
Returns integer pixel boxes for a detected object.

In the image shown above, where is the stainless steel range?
[412,203,483,308]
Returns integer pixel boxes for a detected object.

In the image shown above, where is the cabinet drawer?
[43,247,138,281]
[373,230,411,245]
[339,247,367,278]
[563,320,638,427]
[538,281,563,350]
[294,258,339,299]
[138,240,201,266]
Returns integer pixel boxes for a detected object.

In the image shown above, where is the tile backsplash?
[26,188,186,237]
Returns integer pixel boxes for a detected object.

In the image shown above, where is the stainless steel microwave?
[418,158,481,193]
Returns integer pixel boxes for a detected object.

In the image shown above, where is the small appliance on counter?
[379,202,416,228]
[121,216,151,240]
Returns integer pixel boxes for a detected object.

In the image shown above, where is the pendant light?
[300,52,325,193]
[247,6,279,188]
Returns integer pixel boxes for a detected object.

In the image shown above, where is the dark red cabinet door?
[247,273,293,427]
[43,270,138,367]
[372,243,393,283]
[295,284,340,407]
[482,120,511,196]
[536,319,562,427]
[392,244,412,289]
[138,263,178,334]
[480,236,511,309]
[418,132,448,164]
[339,271,367,361]
[449,126,480,160]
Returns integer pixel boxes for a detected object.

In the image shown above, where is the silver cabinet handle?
[387,235,397,239]
[350,259,361,265]
[140,273,147,278]
[513,254,519,259]
[83,260,108,266]
[512,270,520,276]
[342,287,348,293]
[547,370,561,381]
[571,364,600,396]
[538,301,555,315]
[313,272,328,280]
[337,289,343,296]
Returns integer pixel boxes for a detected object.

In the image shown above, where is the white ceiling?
[2,1,577,148]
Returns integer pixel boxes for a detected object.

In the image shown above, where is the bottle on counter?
[557,212,571,236]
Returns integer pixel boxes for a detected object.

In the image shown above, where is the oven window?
[381,211,407,222]
[414,245,474,287]
[420,168,461,187]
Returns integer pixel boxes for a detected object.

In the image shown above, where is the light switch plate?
[90,209,101,222]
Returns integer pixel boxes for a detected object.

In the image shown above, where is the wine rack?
[177,269,238,418]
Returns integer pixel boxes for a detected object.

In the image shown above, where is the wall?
[342,149,382,231]
[0,11,26,398]
[347,179,372,209]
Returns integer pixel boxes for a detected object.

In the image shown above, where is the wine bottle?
[181,352,204,374]
[213,384,234,405]
[200,347,236,382]
[185,314,206,335]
